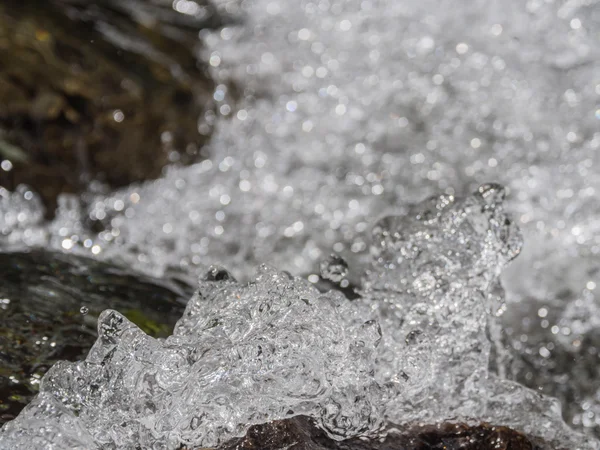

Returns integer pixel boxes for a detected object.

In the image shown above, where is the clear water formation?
[0,186,595,448]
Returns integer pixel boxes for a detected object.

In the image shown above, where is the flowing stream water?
[1,0,600,448]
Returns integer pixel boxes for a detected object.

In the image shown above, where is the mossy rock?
[0,249,195,424]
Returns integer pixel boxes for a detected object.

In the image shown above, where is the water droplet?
[415,194,454,223]
[204,265,236,282]
[412,272,436,293]
[405,329,423,345]
[477,183,506,206]
[190,416,202,430]
[320,254,349,282]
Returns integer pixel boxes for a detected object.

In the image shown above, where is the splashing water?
[0,187,595,449]
[1,0,599,446]
[2,0,598,284]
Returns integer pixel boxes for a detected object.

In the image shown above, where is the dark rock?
[0,0,224,216]
[0,250,195,424]
[200,416,549,450]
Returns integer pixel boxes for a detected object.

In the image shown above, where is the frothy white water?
[3,0,598,281]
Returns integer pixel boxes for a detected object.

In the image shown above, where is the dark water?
[0,249,194,424]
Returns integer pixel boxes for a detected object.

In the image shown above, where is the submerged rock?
[0,250,194,424]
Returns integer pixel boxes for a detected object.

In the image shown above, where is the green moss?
[122,309,172,338]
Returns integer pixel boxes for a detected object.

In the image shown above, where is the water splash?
[0,186,594,449]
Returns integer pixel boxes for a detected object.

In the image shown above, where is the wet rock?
[0,0,224,215]
[0,250,194,424]
[212,416,548,450]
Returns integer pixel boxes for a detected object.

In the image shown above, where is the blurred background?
[0,0,225,214]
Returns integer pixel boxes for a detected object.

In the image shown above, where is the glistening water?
[1,0,599,448]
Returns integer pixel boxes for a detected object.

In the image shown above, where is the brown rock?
[0,0,223,216]
[179,416,550,450]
